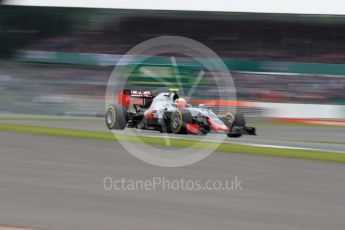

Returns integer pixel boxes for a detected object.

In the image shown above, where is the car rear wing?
[118,89,153,109]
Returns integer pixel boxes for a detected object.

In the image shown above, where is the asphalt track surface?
[0,131,345,230]
[1,118,344,152]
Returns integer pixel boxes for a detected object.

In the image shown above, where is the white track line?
[117,131,345,154]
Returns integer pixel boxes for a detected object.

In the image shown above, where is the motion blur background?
[0,2,345,230]
[0,3,344,123]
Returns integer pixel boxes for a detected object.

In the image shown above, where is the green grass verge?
[0,123,344,163]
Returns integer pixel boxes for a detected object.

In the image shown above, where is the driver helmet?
[175,98,187,109]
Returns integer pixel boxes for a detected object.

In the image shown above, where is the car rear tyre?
[105,104,128,130]
[170,109,192,134]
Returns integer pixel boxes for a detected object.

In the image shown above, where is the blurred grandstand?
[0,6,344,119]
[16,10,345,63]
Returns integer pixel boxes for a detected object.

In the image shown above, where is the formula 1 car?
[105,89,256,138]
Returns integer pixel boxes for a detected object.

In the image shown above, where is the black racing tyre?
[233,112,245,127]
[226,112,245,138]
[221,112,235,129]
[227,129,242,138]
[170,109,192,134]
[221,112,245,128]
[105,104,128,130]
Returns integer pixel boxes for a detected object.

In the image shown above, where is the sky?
[4,0,345,15]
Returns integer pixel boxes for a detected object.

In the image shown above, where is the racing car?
[105,89,256,138]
